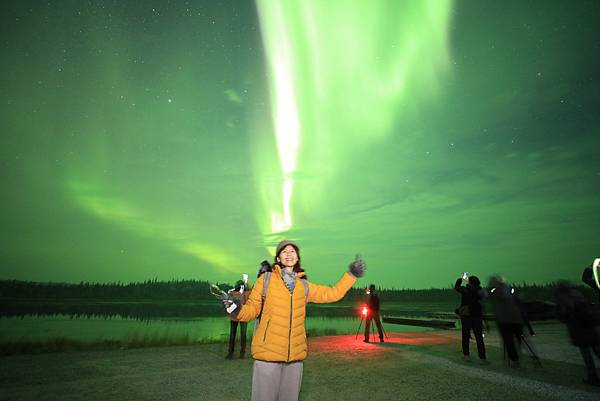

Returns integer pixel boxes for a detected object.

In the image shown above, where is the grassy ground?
[0,334,218,356]
[1,324,599,401]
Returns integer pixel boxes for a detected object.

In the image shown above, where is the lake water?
[0,315,438,344]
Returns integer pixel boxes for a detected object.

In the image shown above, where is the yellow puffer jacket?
[236,264,356,362]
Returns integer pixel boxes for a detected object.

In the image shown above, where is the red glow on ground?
[308,332,457,357]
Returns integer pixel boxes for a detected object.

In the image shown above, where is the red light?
[361,305,368,317]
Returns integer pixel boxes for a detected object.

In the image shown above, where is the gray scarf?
[281,269,297,293]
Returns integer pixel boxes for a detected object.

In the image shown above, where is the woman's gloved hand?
[348,255,366,278]
[222,295,242,318]
[211,284,242,318]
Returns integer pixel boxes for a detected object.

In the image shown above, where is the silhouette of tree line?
[0,279,226,301]
[1,279,594,302]
[0,279,594,319]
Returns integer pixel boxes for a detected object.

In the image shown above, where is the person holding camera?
[454,273,488,364]
[220,240,366,401]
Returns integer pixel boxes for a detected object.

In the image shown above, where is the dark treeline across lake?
[1,279,596,320]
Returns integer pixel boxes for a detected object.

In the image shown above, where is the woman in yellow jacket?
[223,240,366,401]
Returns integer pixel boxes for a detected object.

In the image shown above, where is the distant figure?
[454,273,488,363]
[226,279,250,359]
[257,260,271,278]
[364,284,384,343]
[488,276,524,367]
[555,281,600,386]
[582,258,600,303]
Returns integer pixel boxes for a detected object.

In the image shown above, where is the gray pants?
[251,360,303,401]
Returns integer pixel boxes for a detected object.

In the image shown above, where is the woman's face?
[278,245,299,268]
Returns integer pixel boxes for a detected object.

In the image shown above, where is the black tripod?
[503,333,542,368]
[355,311,389,341]
[355,312,373,340]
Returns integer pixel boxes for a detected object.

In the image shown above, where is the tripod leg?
[381,320,390,339]
[521,335,542,367]
[355,318,364,340]
[371,318,375,342]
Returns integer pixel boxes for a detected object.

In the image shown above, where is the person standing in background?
[364,284,384,343]
[225,276,250,359]
[555,281,600,386]
[455,273,488,364]
[582,258,600,303]
[488,276,524,367]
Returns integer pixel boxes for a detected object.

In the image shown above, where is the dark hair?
[468,276,481,287]
[257,260,272,277]
[369,284,376,291]
[274,243,305,274]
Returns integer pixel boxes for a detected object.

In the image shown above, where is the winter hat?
[275,240,300,257]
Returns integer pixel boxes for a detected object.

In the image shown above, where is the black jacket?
[488,283,523,324]
[454,279,485,318]
[555,285,599,347]
[368,293,380,315]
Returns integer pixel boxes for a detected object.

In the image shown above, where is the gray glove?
[222,295,242,318]
[348,255,366,278]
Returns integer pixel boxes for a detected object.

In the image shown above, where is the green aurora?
[1,0,599,288]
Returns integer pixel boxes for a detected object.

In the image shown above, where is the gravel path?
[411,352,598,401]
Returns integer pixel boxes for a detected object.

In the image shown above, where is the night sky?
[1,0,599,289]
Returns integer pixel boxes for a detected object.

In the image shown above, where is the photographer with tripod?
[488,276,538,368]
[364,284,385,343]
